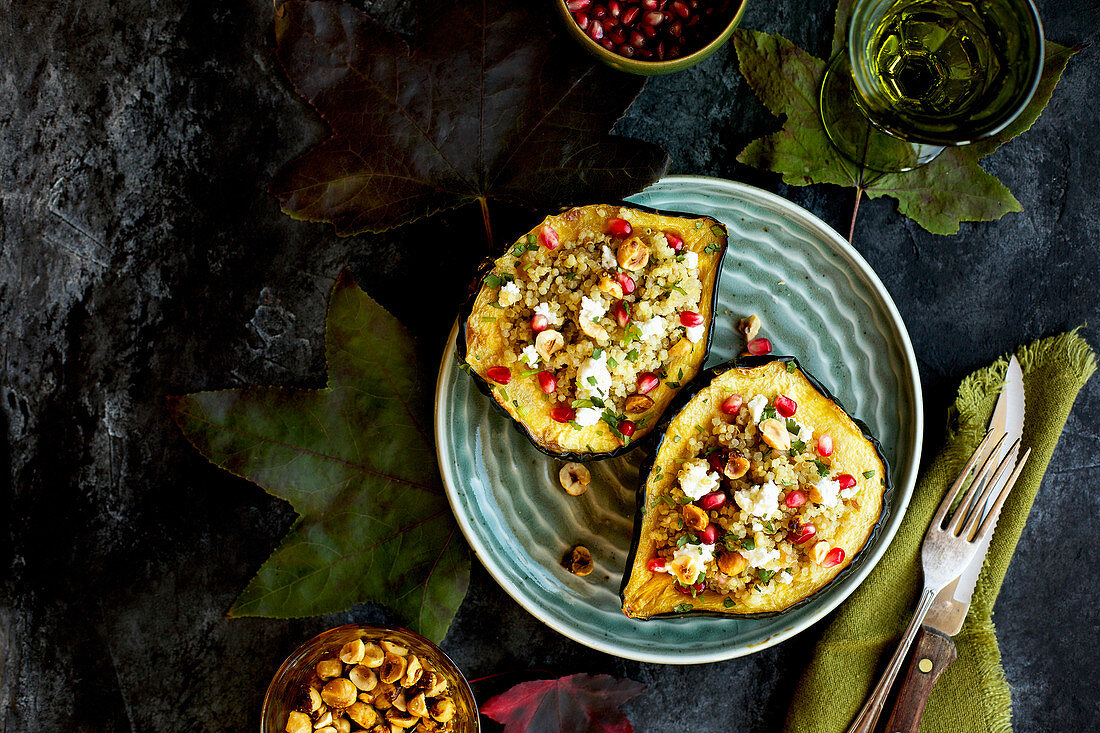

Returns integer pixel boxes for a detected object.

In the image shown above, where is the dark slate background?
[2,0,1097,730]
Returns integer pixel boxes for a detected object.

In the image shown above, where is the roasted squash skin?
[457,203,728,462]
[620,356,890,619]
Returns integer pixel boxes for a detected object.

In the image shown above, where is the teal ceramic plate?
[434,176,923,663]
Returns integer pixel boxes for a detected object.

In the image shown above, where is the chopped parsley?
[626,349,639,362]
[758,569,776,584]
[762,405,778,420]
[786,361,798,373]
[607,356,618,368]
[709,225,725,237]
[762,520,776,534]
[786,417,800,434]
[814,459,831,477]
[587,376,597,385]
[723,597,736,608]
[591,347,603,358]
[789,440,806,456]
[676,535,690,548]
[673,603,694,613]
[741,536,756,551]
[704,242,721,254]
[571,399,594,409]
[483,274,501,288]
[863,470,877,479]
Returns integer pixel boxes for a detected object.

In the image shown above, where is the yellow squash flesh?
[461,204,727,459]
[621,359,888,618]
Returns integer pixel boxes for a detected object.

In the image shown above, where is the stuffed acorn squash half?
[621,356,889,618]
[459,204,727,461]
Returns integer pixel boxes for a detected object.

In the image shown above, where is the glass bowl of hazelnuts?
[261,624,479,733]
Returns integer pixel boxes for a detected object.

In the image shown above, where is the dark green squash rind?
[455,203,729,462]
[619,355,892,619]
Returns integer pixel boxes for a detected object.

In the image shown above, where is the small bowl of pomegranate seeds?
[556,0,747,74]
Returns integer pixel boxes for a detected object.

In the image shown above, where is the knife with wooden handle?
[881,356,1025,733]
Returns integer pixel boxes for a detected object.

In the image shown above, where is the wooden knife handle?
[881,627,957,733]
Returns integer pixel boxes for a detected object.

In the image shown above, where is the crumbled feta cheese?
[685,324,705,343]
[677,458,720,500]
[840,483,860,500]
[579,295,607,324]
[601,245,617,269]
[778,570,794,584]
[520,344,539,367]
[638,316,667,342]
[670,542,715,584]
[574,407,602,427]
[734,481,782,519]
[814,477,842,507]
[742,537,782,570]
[498,280,521,307]
[747,394,769,423]
[533,302,559,325]
[796,421,814,443]
[682,250,698,270]
[575,354,612,401]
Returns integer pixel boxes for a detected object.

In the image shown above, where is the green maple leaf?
[732,16,1078,236]
[168,272,468,642]
[270,0,669,238]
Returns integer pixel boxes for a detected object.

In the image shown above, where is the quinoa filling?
[477,212,721,441]
[645,391,875,606]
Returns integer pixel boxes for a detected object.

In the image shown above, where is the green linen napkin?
[785,329,1096,733]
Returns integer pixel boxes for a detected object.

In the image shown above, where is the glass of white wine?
[821,0,1044,172]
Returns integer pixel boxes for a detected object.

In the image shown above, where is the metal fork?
[843,429,1032,733]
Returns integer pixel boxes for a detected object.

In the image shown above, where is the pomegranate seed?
[817,434,834,457]
[643,11,665,26]
[775,395,797,417]
[538,224,559,250]
[655,41,665,60]
[664,231,683,252]
[607,217,632,237]
[667,20,683,38]
[647,557,666,572]
[789,520,817,545]
[675,581,704,594]
[636,48,653,59]
[551,406,576,423]
[587,21,603,40]
[636,372,659,394]
[707,451,725,474]
[641,0,659,9]
[600,38,616,51]
[618,44,635,57]
[629,29,646,46]
[679,311,703,327]
[699,524,719,545]
[698,490,726,511]
[591,4,607,19]
[566,0,591,10]
[822,547,846,568]
[837,473,857,490]
[608,28,626,45]
[641,23,657,38]
[720,394,743,415]
[668,45,682,59]
[608,0,621,16]
[616,271,636,294]
[601,17,617,31]
[785,490,807,508]
[530,313,549,333]
[613,300,630,328]
[487,366,511,384]
[537,371,556,394]
[671,0,690,17]
[619,420,636,437]
[746,337,772,356]
[621,6,640,25]
[574,12,589,30]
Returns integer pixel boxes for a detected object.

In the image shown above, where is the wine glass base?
[820,53,944,174]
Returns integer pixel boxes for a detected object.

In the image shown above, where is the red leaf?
[481,674,645,733]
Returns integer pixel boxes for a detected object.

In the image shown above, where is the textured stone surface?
[1,0,1097,730]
